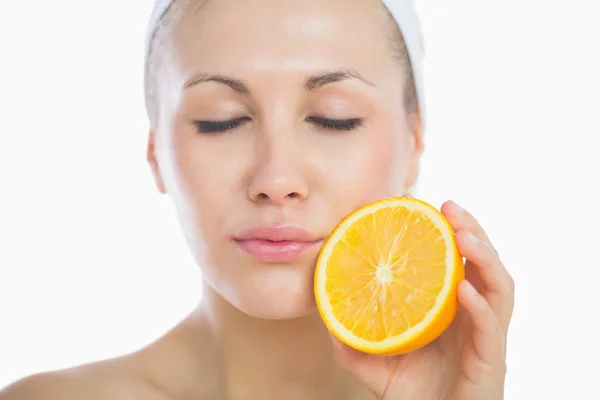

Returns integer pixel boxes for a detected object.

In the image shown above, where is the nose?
[247,138,309,206]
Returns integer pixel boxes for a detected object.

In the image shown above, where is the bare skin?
[1,0,514,399]
[1,295,373,400]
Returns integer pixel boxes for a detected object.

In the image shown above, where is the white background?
[1,0,599,398]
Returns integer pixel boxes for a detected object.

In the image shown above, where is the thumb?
[329,333,399,398]
[330,333,369,366]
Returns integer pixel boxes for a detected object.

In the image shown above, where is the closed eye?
[194,116,363,134]
[194,117,251,134]
[306,117,363,131]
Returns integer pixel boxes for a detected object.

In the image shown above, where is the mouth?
[233,225,324,263]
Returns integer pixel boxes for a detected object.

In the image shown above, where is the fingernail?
[466,231,480,245]
[462,280,478,299]
[453,201,465,214]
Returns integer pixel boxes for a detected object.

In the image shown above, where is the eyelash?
[194,117,250,134]
[193,117,363,134]
[306,117,363,131]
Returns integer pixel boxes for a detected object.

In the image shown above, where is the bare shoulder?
[0,357,168,400]
[0,369,111,400]
[1,312,218,400]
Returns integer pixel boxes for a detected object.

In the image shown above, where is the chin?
[241,300,318,320]
[227,264,320,320]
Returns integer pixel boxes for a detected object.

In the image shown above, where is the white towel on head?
[144,0,426,128]
[381,0,426,128]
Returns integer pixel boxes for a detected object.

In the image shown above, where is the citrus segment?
[314,197,463,355]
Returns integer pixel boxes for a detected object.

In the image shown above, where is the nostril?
[254,191,303,203]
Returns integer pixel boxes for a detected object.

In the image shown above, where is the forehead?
[168,0,398,84]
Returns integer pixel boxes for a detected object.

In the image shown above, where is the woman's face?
[148,0,423,319]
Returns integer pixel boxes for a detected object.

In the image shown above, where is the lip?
[233,225,323,262]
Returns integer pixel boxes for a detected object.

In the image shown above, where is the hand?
[331,200,515,400]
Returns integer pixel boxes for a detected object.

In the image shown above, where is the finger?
[458,280,507,365]
[329,334,399,398]
[441,200,497,254]
[455,229,515,330]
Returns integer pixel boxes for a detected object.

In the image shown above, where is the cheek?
[369,132,408,191]
[318,126,410,211]
[160,126,245,244]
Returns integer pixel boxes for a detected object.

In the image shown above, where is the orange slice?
[314,197,464,355]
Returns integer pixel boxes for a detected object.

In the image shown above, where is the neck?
[199,282,364,400]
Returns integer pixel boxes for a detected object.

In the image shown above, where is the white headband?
[144,0,426,129]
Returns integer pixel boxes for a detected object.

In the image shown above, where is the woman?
[0,0,515,398]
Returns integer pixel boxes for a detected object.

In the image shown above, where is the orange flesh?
[324,207,447,342]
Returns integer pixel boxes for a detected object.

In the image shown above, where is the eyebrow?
[304,69,375,91]
[184,74,251,94]
[183,69,375,95]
